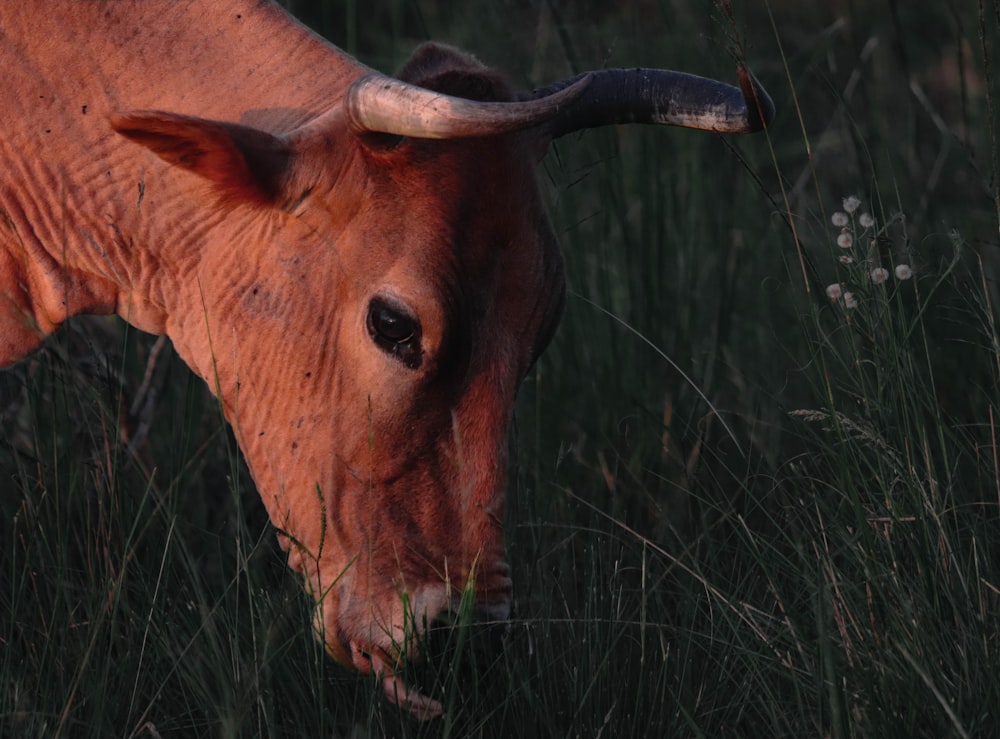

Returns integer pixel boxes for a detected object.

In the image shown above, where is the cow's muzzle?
[336,560,513,720]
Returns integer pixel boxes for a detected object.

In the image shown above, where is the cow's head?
[110,43,772,718]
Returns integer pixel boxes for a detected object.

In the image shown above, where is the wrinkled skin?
[0,0,563,717]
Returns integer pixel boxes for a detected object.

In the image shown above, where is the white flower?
[870,267,890,284]
[844,291,858,308]
[826,283,843,300]
[837,232,854,249]
[832,212,849,227]
[843,195,862,213]
[859,213,875,228]
[838,255,854,264]
[894,264,913,280]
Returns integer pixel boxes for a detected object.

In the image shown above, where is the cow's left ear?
[110,111,290,207]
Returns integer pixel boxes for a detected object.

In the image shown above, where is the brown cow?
[0,0,772,718]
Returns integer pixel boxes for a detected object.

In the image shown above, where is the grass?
[2,0,999,736]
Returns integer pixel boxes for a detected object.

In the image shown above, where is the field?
[2,0,999,736]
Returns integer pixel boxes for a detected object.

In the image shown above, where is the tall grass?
[2,0,998,736]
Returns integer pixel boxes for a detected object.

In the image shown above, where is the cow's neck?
[0,0,364,368]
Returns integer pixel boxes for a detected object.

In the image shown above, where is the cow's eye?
[367,297,422,369]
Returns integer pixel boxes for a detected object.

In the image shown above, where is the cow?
[0,0,772,719]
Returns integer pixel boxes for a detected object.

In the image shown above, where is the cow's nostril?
[349,641,376,673]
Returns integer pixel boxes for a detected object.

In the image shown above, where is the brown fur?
[398,42,517,102]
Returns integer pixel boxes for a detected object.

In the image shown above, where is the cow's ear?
[110,111,290,206]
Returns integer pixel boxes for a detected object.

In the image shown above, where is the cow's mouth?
[325,562,513,720]
[351,642,444,720]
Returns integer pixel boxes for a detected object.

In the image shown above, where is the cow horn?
[345,72,591,139]
[523,63,775,139]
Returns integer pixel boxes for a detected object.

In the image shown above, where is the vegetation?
[2,0,998,736]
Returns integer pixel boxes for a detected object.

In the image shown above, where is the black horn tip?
[736,63,776,132]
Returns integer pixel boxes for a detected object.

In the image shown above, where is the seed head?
[870,267,890,284]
